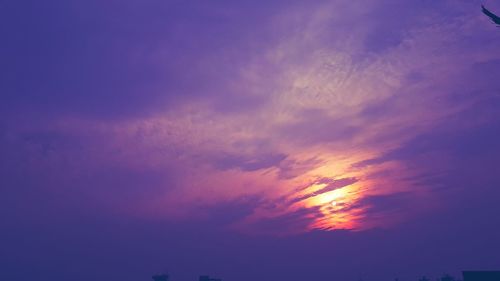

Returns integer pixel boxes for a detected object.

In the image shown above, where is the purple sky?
[1,1,500,281]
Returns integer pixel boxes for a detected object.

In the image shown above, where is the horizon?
[152,271,500,281]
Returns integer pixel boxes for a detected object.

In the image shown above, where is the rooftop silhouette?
[151,274,222,281]
[149,271,500,281]
[199,275,222,281]
[152,274,169,281]
[463,271,500,281]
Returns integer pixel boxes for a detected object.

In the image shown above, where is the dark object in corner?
[482,5,500,25]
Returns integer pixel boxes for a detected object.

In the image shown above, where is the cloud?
[290,177,358,203]
[3,0,500,235]
[212,153,288,172]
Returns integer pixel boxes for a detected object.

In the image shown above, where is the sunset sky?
[1,1,500,281]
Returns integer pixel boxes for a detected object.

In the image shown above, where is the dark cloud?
[236,206,325,235]
[0,0,300,119]
[277,157,323,179]
[354,192,414,216]
[213,153,287,172]
[361,0,463,54]
[291,177,358,203]
[356,103,500,168]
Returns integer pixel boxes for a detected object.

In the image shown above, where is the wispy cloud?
[3,0,500,234]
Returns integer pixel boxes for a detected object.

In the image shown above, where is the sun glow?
[301,182,362,230]
[273,147,414,232]
[311,186,348,205]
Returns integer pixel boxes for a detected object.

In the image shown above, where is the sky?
[1,0,500,280]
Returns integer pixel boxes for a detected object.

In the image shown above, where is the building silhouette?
[199,275,222,281]
[149,271,500,281]
[152,274,169,281]
[463,271,500,281]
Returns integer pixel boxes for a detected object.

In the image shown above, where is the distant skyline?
[153,272,500,281]
[1,1,500,281]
